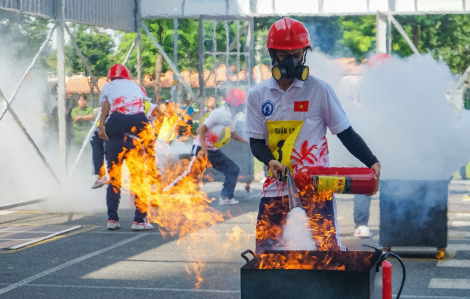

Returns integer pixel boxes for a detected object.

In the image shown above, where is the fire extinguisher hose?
[364,245,406,299]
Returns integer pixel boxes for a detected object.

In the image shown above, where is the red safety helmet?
[107,64,130,80]
[267,17,312,51]
[224,88,246,107]
[367,53,391,68]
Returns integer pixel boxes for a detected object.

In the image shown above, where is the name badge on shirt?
[267,120,303,173]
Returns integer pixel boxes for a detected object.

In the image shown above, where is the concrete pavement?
[1,181,470,298]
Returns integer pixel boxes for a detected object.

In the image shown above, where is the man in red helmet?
[98,64,154,231]
[246,17,381,253]
[191,88,249,205]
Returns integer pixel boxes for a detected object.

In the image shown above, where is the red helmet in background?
[367,53,391,68]
[267,17,312,50]
[224,88,246,107]
[107,64,130,80]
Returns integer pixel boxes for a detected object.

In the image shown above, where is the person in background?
[205,97,216,115]
[183,99,194,117]
[178,99,194,137]
[193,88,249,205]
[98,64,153,231]
[71,95,94,146]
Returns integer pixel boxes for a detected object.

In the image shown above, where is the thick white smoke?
[0,39,108,213]
[307,52,470,181]
[281,207,317,251]
[0,43,58,205]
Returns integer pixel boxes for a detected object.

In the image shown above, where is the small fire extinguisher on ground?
[364,245,406,299]
[383,260,392,299]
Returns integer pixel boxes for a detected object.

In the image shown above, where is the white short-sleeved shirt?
[246,76,351,197]
[194,106,234,151]
[99,79,145,115]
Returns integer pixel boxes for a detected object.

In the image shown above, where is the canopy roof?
[1,0,470,32]
[0,0,136,32]
[141,0,470,18]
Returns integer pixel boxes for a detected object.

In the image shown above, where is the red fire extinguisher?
[292,166,378,196]
[383,260,392,299]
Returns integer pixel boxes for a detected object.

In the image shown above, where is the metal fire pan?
[240,250,383,299]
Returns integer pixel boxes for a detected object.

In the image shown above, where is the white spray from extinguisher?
[280,169,317,251]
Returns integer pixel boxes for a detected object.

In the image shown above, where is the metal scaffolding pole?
[236,20,240,88]
[203,22,249,89]
[212,20,218,100]
[64,24,101,104]
[387,12,392,55]
[142,22,195,100]
[68,110,100,180]
[136,29,143,84]
[56,0,68,182]
[225,21,230,86]
[0,23,58,122]
[123,39,136,66]
[198,16,205,121]
[173,18,179,102]
[389,15,419,54]
[68,42,133,179]
[0,89,61,184]
[248,17,255,89]
[376,11,387,54]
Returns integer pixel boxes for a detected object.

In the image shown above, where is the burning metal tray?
[240,250,383,299]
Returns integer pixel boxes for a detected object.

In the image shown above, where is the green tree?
[393,14,470,73]
[64,24,117,77]
[338,16,376,61]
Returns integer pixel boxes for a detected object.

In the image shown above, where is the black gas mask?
[271,54,309,81]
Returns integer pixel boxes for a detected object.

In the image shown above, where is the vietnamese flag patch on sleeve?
[294,101,309,112]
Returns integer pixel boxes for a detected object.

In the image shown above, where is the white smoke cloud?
[281,207,317,250]
[0,42,58,205]
[306,52,470,181]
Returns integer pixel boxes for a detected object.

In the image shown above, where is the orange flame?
[108,118,228,288]
[257,251,375,270]
[256,185,342,255]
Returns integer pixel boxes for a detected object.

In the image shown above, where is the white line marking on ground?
[0,234,145,295]
[10,226,82,249]
[0,211,14,215]
[15,283,241,293]
[448,231,470,239]
[429,278,470,289]
[447,244,470,251]
[437,259,470,267]
[453,213,470,218]
[450,221,470,227]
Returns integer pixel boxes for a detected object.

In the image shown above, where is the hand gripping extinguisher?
[291,166,379,195]
[364,245,406,299]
